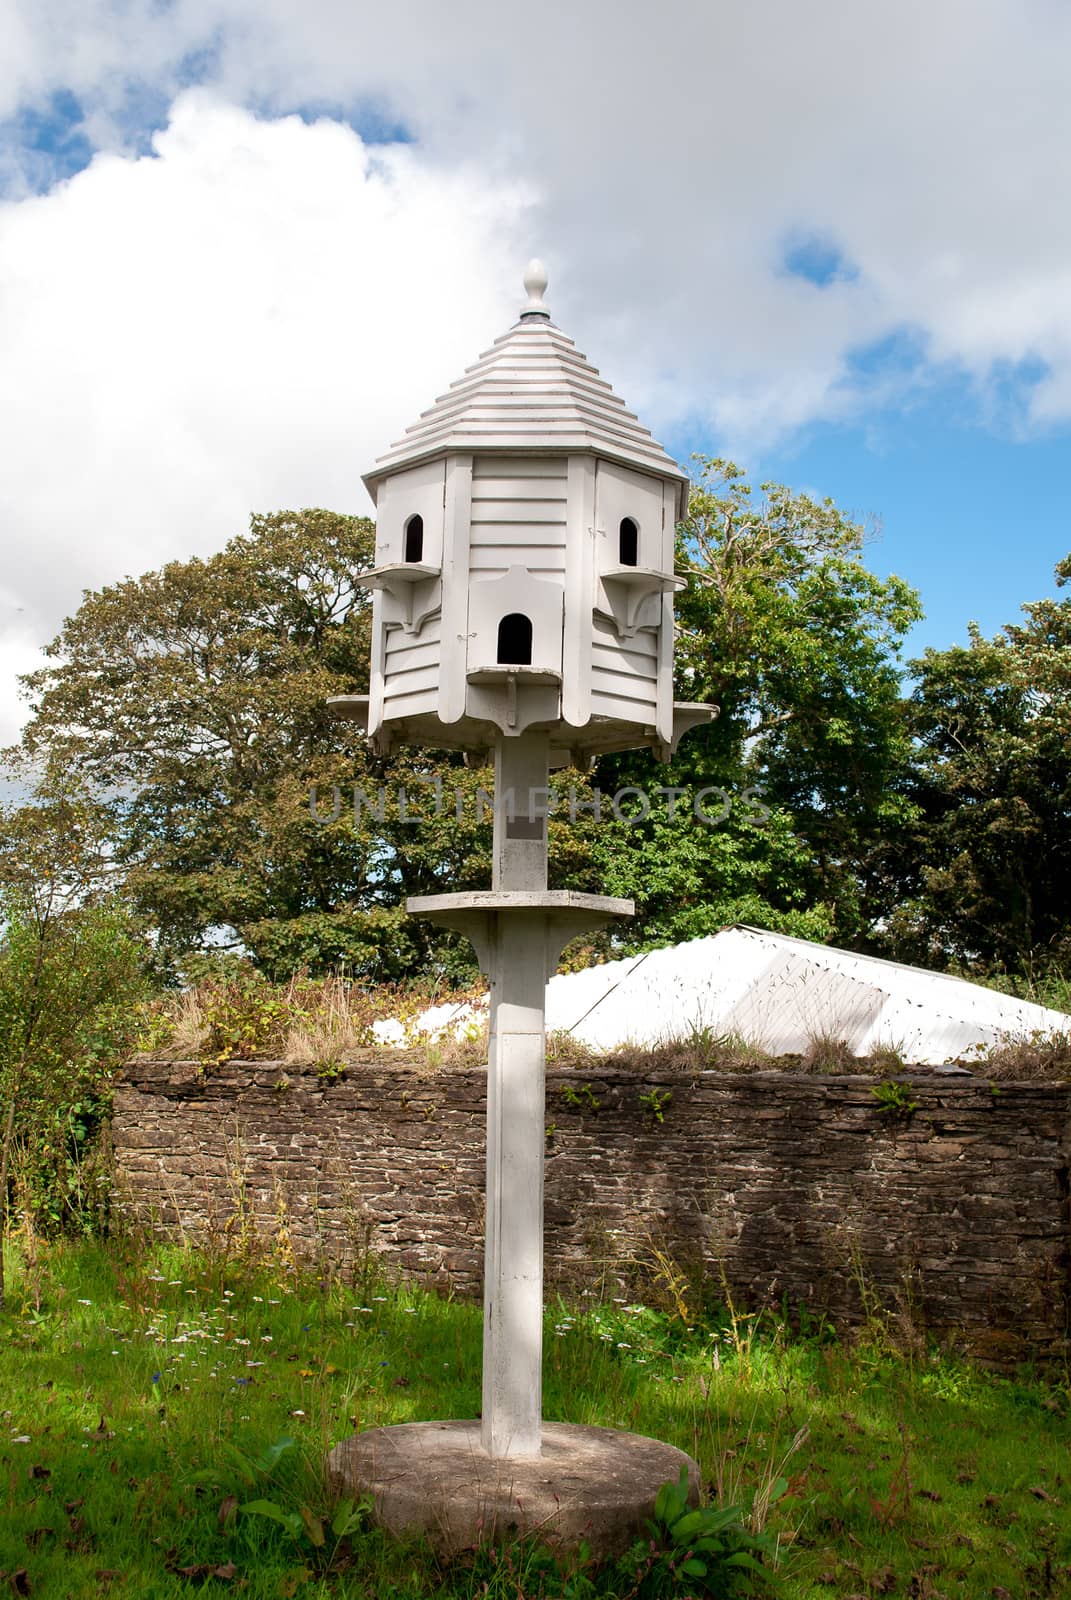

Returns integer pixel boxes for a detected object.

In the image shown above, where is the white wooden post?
[482,730,550,1458]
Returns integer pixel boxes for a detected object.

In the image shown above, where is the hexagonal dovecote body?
[335,265,713,764]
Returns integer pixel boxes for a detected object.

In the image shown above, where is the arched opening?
[404,514,424,563]
[619,516,639,567]
[496,612,533,666]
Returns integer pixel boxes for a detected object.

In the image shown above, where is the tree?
[893,555,1071,978]
[0,782,148,1304]
[14,480,929,975]
[12,510,589,979]
[587,458,924,950]
[15,511,408,975]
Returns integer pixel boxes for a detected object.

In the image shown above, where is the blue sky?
[1,0,1069,739]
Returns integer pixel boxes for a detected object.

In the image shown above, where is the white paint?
[374,924,1071,1068]
[409,896,635,1455]
[362,267,687,1463]
[354,268,711,763]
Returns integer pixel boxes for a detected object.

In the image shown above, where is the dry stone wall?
[112,1056,1071,1364]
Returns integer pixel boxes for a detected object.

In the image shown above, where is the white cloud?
[3,0,1071,740]
[0,92,532,742]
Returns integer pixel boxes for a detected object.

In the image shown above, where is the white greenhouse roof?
[363,267,688,497]
[374,924,1071,1068]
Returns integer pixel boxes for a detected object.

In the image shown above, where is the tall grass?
[0,1235,1068,1598]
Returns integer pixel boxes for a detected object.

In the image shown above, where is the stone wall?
[112,1056,1071,1363]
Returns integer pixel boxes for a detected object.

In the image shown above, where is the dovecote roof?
[363,264,688,500]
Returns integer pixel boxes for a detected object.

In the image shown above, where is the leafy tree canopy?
[892,554,1071,977]
[593,458,924,949]
[11,474,929,977]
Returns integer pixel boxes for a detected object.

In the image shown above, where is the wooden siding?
[590,617,657,719]
[468,455,568,584]
[383,613,442,712]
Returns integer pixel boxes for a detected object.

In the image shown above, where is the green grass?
[0,1237,1069,1598]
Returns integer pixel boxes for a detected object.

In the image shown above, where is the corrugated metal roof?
[363,312,688,497]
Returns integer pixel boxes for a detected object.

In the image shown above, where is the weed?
[802,1034,857,1073]
[865,1040,906,1074]
[981,1028,1071,1081]
[560,1081,601,1112]
[622,1464,779,1594]
[639,1088,673,1123]
[870,1079,919,1117]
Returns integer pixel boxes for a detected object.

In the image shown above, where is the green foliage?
[11,471,931,981]
[560,1081,601,1112]
[638,1088,673,1123]
[0,783,152,1278]
[1,1241,1069,1598]
[668,457,923,948]
[13,509,434,977]
[869,1079,919,1117]
[890,553,1071,978]
[192,960,306,1065]
[0,897,149,1236]
[623,1465,779,1596]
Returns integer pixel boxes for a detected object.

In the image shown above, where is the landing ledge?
[407,890,634,917]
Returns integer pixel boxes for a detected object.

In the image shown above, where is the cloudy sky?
[2,0,1070,744]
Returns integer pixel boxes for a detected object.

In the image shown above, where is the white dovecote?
[331,266,714,1482]
[333,265,712,762]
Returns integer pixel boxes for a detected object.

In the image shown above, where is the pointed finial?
[520,258,550,318]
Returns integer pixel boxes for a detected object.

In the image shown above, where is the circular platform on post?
[327,1420,699,1557]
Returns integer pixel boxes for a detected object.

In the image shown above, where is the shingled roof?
[363,263,688,498]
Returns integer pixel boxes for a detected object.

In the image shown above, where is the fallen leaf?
[28,1465,49,1480]
[1028,1485,1059,1503]
[170,1562,237,1584]
[218,1495,238,1529]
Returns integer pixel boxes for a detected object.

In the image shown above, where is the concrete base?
[328,1420,699,1557]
